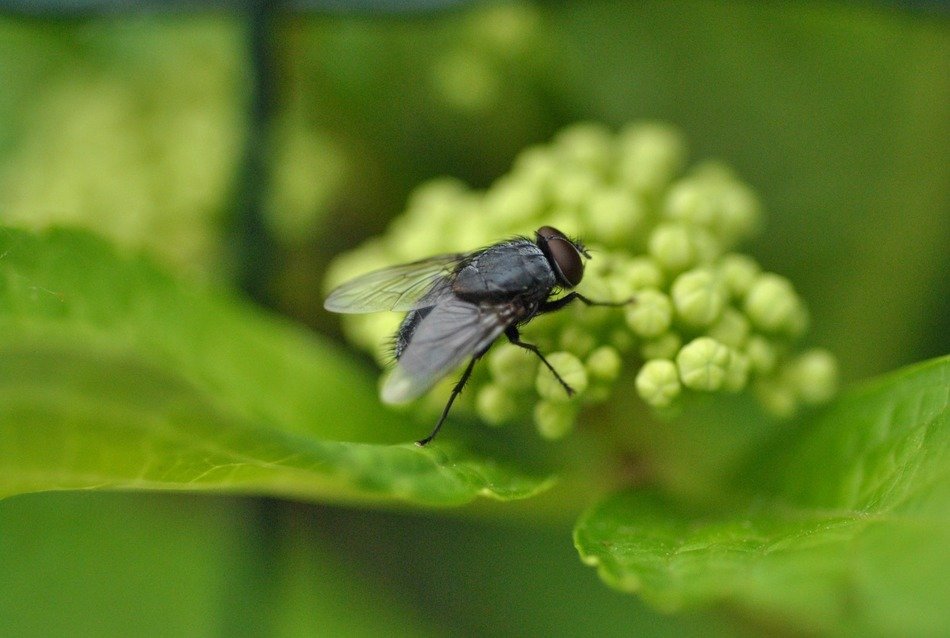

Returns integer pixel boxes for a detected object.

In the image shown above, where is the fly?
[324,226,632,445]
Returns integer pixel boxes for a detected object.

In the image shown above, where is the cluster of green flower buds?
[325,122,838,439]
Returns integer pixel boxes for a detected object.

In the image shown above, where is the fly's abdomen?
[394,306,432,360]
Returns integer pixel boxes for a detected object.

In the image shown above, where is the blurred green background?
[0,1,946,636]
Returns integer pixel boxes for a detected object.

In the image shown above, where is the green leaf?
[575,356,950,635]
[0,226,551,505]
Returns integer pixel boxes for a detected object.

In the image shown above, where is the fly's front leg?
[537,291,634,315]
[505,326,574,397]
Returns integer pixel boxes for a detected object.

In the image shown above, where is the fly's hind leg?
[504,326,575,397]
[416,355,481,447]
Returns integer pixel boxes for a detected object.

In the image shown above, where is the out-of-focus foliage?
[0,19,244,279]
[0,1,947,636]
[1,3,945,374]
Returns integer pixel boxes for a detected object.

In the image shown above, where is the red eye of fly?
[536,226,585,288]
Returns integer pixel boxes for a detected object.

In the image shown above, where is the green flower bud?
[447,205,497,253]
[744,273,806,334]
[663,164,760,247]
[586,346,622,382]
[635,359,682,408]
[787,305,810,338]
[578,265,635,307]
[395,184,475,257]
[476,384,518,426]
[583,385,611,404]
[389,220,447,262]
[676,337,731,391]
[723,351,751,392]
[707,306,751,349]
[559,323,598,358]
[545,209,585,244]
[572,304,613,333]
[583,249,618,279]
[404,177,469,211]
[605,273,638,303]
[718,253,761,298]
[551,169,601,209]
[664,179,718,226]
[536,351,588,401]
[513,145,559,189]
[640,331,682,360]
[648,223,696,274]
[624,289,672,338]
[487,342,537,390]
[690,227,723,265]
[553,122,615,173]
[584,188,646,245]
[754,378,798,419]
[714,179,760,246]
[483,176,543,225]
[534,400,577,440]
[621,257,664,291]
[745,334,779,375]
[617,122,687,194]
[787,348,839,405]
[671,269,726,327]
[610,327,636,352]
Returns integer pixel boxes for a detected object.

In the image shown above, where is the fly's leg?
[537,291,634,314]
[505,326,575,397]
[416,355,481,447]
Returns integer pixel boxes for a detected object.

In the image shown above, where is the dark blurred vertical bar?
[230,0,278,306]
[218,5,284,637]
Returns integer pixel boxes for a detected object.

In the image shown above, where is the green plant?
[1,4,947,636]
[2,123,947,635]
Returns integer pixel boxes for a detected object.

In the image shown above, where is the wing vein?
[324,253,467,313]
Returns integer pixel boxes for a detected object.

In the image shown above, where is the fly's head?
[535,226,590,289]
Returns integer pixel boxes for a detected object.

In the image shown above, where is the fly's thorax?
[451,239,557,302]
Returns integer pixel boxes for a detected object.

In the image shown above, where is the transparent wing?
[324,253,466,314]
[380,297,516,404]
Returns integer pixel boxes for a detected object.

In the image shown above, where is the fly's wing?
[324,253,466,314]
[380,297,516,404]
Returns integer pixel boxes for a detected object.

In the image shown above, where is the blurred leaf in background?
[0,17,244,280]
[0,1,947,636]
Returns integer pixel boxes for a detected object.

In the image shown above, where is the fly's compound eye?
[536,226,585,288]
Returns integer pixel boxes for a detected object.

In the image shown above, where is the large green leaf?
[575,356,950,635]
[0,226,551,505]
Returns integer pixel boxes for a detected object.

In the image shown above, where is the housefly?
[324,226,631,445]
